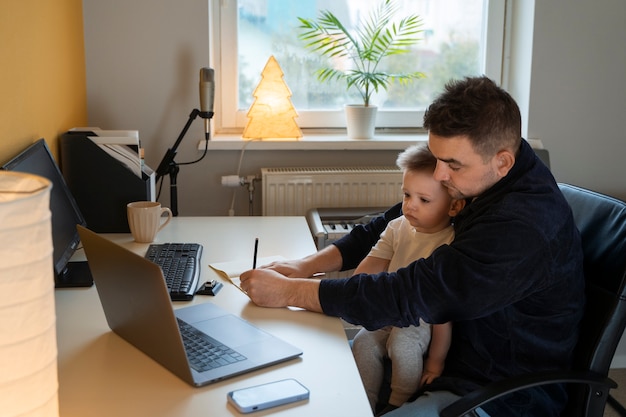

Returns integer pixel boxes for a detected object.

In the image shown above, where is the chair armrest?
[440,370,617,417]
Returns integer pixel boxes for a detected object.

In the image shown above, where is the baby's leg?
[352,327,392,411]
[386,323,432,407]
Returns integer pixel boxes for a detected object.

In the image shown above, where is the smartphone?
[227,378,310,413]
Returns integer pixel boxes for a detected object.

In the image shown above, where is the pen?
[253,238,259,269]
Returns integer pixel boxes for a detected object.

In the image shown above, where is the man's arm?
[239,268,323,311]
[263,203,402,277]
[333,202,402,270]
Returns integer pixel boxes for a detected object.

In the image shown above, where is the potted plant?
[298,0,424,139]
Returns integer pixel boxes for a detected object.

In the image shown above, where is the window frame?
[210,0,507,134]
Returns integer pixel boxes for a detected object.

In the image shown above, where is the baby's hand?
[420,361,444,387]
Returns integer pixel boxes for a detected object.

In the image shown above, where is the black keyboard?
[177,319,246,372]
[145,243,203,301]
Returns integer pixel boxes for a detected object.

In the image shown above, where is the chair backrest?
[558,183,626,415]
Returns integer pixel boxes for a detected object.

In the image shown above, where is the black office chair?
[441,183,626,417]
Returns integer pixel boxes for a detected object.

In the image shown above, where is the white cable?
[228,139,259,215]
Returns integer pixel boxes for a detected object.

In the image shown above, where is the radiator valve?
[221,175,244,187]
[222,174,261,216]
[221,175,259,188]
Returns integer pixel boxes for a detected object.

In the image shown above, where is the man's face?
[428,134,504,200]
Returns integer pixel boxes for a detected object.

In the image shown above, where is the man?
[240,76,585,416]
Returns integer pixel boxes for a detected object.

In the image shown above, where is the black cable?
[177,132,210,166]
[156,132,209,201]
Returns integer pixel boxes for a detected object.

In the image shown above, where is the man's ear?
[448,198,466,217]
[495,149,515,178]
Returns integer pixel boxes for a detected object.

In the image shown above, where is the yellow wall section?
[0,0,87,163]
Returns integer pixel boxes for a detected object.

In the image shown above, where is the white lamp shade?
[0,171,58,417]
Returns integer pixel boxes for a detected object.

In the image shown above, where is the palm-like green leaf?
[298,0,424,106]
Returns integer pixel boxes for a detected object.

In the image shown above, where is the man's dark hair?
[423,76,522,159]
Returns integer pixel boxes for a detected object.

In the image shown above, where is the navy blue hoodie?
[321,139,585,416]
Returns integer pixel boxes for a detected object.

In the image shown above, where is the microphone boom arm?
[155,108,202,216]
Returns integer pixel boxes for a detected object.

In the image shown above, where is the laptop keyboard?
[145,243,203,301]
[177,319,247,372]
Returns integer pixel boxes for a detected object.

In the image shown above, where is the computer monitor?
[1,139,93,287]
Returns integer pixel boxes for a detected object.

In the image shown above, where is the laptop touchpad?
[194,315,270,347]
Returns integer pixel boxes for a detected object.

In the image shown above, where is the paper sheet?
[209,256,286,293]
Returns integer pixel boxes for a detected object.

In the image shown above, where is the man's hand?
[239,268,323,312]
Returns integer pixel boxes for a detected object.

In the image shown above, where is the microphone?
[199,68,214,136]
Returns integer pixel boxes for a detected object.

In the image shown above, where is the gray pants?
[352,321,432,410]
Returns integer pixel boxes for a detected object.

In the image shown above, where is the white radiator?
[261,167,403,216]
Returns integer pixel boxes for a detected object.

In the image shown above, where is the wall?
[526,0,626,200]
[0,0,87,163]
[82,0,214,213]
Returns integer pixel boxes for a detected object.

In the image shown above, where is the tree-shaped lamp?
[242,56,302,141]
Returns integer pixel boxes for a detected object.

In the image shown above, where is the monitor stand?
[55,261,94,288]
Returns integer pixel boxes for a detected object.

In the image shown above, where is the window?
[211,0,506,133]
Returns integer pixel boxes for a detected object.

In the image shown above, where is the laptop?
[77,225,303,387]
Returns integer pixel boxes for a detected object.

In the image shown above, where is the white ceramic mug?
[127,201,172,243]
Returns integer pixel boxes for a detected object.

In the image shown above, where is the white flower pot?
[345,104,377,139]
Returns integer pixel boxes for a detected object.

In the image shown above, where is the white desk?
[55,217,372,417]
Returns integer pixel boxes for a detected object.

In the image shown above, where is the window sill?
[197,133,545,152]
[197,132,428,151]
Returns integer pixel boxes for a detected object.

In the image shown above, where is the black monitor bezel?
[1,138,92,287]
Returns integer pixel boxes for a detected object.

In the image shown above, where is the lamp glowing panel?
[0,171,58,417]
[242,55,302,141]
